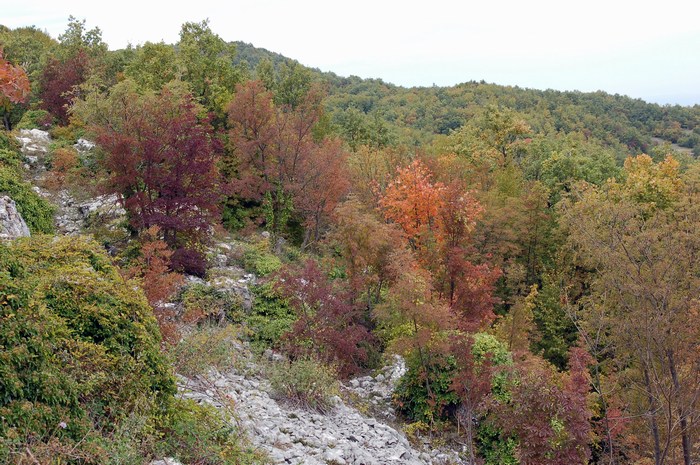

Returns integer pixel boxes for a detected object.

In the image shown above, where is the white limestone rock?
[0,196,30,240]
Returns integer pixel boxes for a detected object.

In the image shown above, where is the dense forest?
[1,17,699,465]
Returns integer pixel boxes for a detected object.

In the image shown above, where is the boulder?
[0,196,30,240]
[15,129,51,156]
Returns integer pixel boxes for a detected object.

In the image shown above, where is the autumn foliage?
[0,49,31,130]
[275,259,374,377]
[89,82,221,274]
[123,226,184,344]
[39,49,91,124]
[15,17,700,464]
[379,160,501,330]
[227,80,349,245]
[0,49,30,105]
[493,349,592,465]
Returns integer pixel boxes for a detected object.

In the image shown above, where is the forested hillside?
[1,17,699,465]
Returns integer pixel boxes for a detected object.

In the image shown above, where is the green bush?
[0,130,20,152]
[393,349,460,423]
[0,165,55,233]
[169,324,239,378]
[267,357,339,413]
[245,282,295,348]
[16,109,53,130]
[476,421,519,465]
[0,236,264,464]
[472,332,514,402]
[0,236,174,463]
[181,283,244,323]
[393,333,514,424]
[0,148,22,170]
[470,334,517,465]
[242,238,282,276]
[155,398,266,465]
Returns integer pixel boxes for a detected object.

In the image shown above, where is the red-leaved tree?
[227,80,349,247]
[276,259,374,377]
[89,81,221,275]
[39,49,91,125]
[495,351,592,465]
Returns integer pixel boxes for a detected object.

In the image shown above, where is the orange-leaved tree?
[0,49,30,130]
[380,160,501,330]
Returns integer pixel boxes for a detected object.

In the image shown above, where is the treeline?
[1,16,699,465]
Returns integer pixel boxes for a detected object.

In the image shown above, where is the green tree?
[178,20,240,121]
[124,41,180,91]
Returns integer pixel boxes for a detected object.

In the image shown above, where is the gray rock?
[323,447,346,464]
[16,129,50,156]
[0,196,30,240]
[73,138,95,153]
[149,459,183,465]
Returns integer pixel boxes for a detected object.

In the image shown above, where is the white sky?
[5,0,700,105]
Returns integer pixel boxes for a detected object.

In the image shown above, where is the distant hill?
[230,41,700,156]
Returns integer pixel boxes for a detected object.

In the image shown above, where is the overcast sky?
[5,0,700,105]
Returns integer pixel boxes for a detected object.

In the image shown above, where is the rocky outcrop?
[15,128,50,160]
[0,196,30,240]
[180,348,465,465]
[183,241,256,313]
[74,138,95,153]
[16,129,127,237]
[149,459,183,465]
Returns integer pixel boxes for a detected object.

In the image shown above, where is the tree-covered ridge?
[231,40,700,156]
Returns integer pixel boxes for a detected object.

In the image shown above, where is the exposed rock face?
[182,241,256,313]
[16,129,127,237]
[180,349,465,465]
[0,196,30,240]
[15,129,50,158]
[74,138,95,153]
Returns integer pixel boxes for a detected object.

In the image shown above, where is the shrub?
[169,325,239,378]
[157,398,266,465]
[171,246,207,277]
[245,282,296,348]
[267,357,339,413]
[0,130,20,152]
[181,283,244,324]
[0,148,22,170]
[0,165,55,233]
[44,146,82,191]
[0,236,264,464]
[393,332,514,425]
[16,108,53,129]
[394,348,460,424]
[0,236,174,462]
[49,123,84,143]
[276,259,374,378]
[242,238,282,276]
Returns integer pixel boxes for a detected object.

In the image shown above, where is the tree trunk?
[413,317,433,426]
[643,366,662,465]
[593,367,617,464]
[667,350,692,465]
